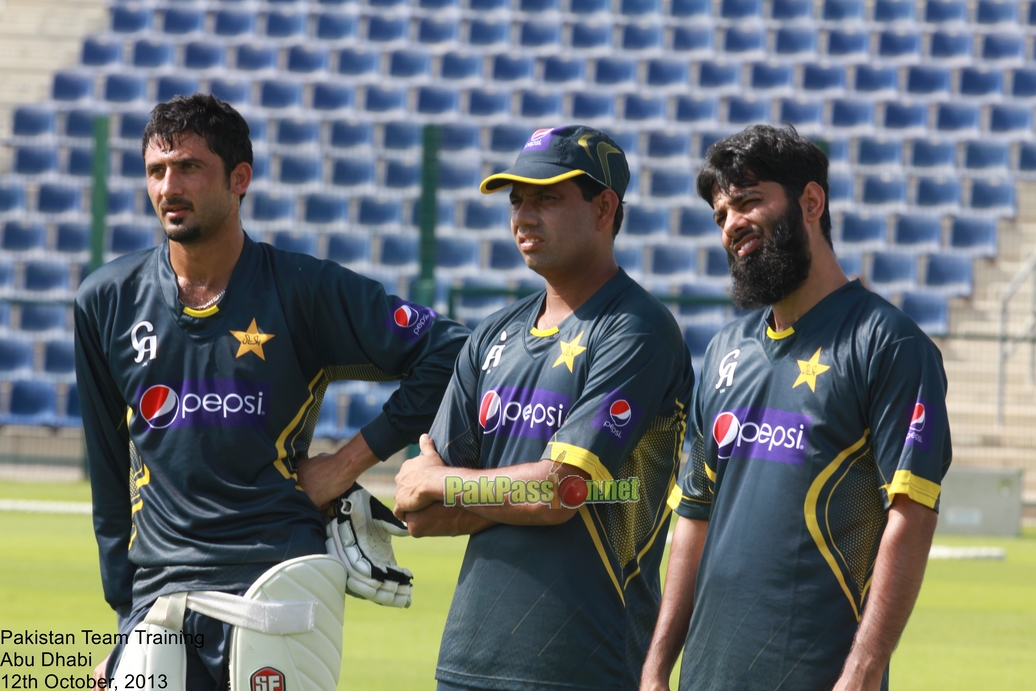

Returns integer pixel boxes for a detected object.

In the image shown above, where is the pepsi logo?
[140,384,178,429]
[713,411,740,459]
[394,305,417,328]
[609,400,632,427]
[479,390,502,433]
[909,403,925,431]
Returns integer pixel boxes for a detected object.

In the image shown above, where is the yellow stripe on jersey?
[548,442,614,483]
[273,369,325,483]
[803,430,871,622]
[883,470,941,509]
[530,326,559,337]
[625,480,676,589]
[766,324,795,340]
[578,505,624,606]
[182,304,220,318]
[667,484,684,511]
[703,460,716,482]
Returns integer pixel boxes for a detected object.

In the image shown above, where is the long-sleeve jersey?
[74,234,468,612]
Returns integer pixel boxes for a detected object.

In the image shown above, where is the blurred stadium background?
[0,0,1033,513]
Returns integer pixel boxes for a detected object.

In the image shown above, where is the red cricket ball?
[559,476,588,508]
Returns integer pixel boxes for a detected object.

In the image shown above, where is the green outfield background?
[0,480,1033,691]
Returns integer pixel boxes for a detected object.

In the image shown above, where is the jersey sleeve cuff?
[675,498,712,521]
[546,442,614,483]
[360,414,407,462]
[882,469,941,510]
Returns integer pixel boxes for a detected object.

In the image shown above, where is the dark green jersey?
[431,270,695,691]
[74,234,468,612]
[673,280,951,691]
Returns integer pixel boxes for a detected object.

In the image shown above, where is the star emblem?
[230,318,275,360]
[793,347,831,392]
[552,330,587,373]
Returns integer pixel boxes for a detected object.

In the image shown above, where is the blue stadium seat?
[544,56,585,85]
[260,81,303,110]
[672,26,715,55]
[381,235,419,267]
[625,205,670,235]
[772,0,814,21]
[622,23,664,52]
[117,150,144,180]
[367,16,408,44]
[338,48,379,78]
[750,63,793,93]
[779,99,823,128]
[438,162,480,192]
[58,383,81,427]
[209,79,251,106]
[830,100,875,130]
[571,23,612,51]
[111,7,151,34]
[287,46,330,74]
[828,173,854,206]
[969,178,1015,214]
[924,0,967,23]
[266,11,306,39]
[964,141,1010,173]
[416,87,459,115]
[894,215,942,253]
[906,67,951,98]
[12,107,56,139]
[0,187,26,219]
[678,283,728,322]
[595,58,637,88]
[279,156,323,185]
[215,10,256,38]
[251,193,296,222]
[878,30,922,62]
[915,176,962,211]
[109,224,156,255]
[363,86,406,114]
[839,213,887,250]
[14,147,58,176]
[390,50,432,80]
[982,32,1025,63]
[66,148,94,178]
[650,169,692,197]
[303,194,348,226]
[874,0,916,21]
[928,31,972,62]
[924,253,972,296]
[439,124,481,154]
[869,251,918,294]
[803,64,846,94]
[329,121,373,150]
[676,96,720,125]
[464,201,509,232]
[2,222,46,255]
[469,0,511,10]
[163,8,205,36]
[0,262,13,293]
[826,29,869,60]
[326,234,371,265]
[775,27,817,58]
[156,76,199,102]
[949,216,997,256]
[910,139,955,169]
[358,198,403,227]
[104,74,147,104]
[720,0,763,20]
[237,45,278,72]
[346,392,386,433]
[331,158,375,188]
[1011,67,1036,99]
[724,27,766,57]
[316,13,358,41]
[2,381,59,426]
[52,71,93,102]
[314,395,342,440]
[699,62,741,92]
[646,132,690,159]
[417,18,460,47]
[55,223,89,255]
[117,111,150,144]
[520,0,560,12]
[312,83,354,112]
[493,55,535,83]
[703,247,731,283]
[684,322,724,360]
[82,38,123,68]
[441,52,482,82]
[436,237,480,272]
[935,104,980,134]
[383,122,421,150]
[520,91,563,118]
[900,292,948,335]
[469,20,510,48]
[106,188,138,217]
[853,66,899,98]
[622,0,662,15]
[990,105,1033,136]
[862,175,907,207]
[0,338,35,379]
[727,97,770,124]
[489,126,530,155]
[22,261,72,296]
[625,95,666,122]
[959,68,1004,100]
[614,244,644,274]
[977,0,1019,24]
[132,40,174,70]
[271,232,318,256]
[823,0,864,20]
[651,245,696,276]
[1019,142,1036,174]
[521,21,562,49]
[488,240,525,271]
[37,185,81,216]
[572,0,612,14]
[647,60,690,89]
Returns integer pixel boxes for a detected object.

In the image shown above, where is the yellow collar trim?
[530,325,559,337]
[183,305,220,318]
[766,324,795,340]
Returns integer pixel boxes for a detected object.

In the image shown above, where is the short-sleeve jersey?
[430,270,695,691]
[673,280,952,691]
[74,235,468,612]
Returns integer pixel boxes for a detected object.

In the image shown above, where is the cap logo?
[523,128,557,152]
[577,134,623,192]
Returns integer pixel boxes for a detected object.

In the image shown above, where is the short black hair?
[141,94,253,201]
[696,124,832,246]
[571,174,625,238]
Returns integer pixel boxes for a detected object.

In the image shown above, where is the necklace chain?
[184,289,225,311]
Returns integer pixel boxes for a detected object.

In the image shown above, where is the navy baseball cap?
[479,125,630,201]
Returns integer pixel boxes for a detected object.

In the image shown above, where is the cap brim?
[479,165,587,194]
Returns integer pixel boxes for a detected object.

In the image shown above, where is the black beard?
[164,220,203,244]
[726,202,812,310]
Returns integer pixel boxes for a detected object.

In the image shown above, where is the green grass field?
[0,480,1033,690]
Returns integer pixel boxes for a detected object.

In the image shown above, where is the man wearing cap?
[393,125,695,690]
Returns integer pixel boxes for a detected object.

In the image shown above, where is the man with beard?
[75,94,467,689]
[639,125,952,691]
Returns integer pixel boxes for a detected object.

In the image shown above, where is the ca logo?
[131,321,157,364]
[715,349,740,390]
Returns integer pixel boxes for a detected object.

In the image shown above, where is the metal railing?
[997,249,1036,425]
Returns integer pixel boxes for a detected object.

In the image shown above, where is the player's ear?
[596,189,620,234]
[800,181,826,225]
[229,162,252,197]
